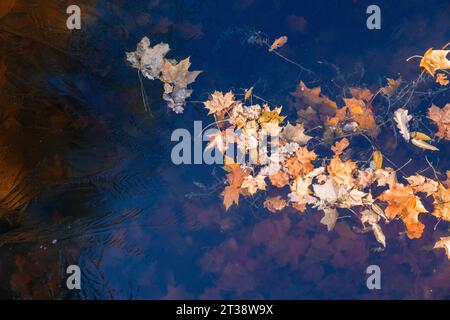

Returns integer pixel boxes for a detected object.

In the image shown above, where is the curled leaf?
[269,36,288,52]
[373,150,383,169]
[419,48,450,76]
[411,138,439,151]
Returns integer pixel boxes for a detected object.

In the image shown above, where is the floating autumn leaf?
[222,164,248,210]
[360,209,386,247]
[394,108,412,141]
[269,171,290,188]
[160,57,202,88]
[405,174,438,196]
[269,36,288,52]
[281,122,312,145]
[204,91,236,115]
[320,208,338,231]
[431,184,450,222]
[126,37,170,80]
[381,77,402,97]
[434,236,450,259]
[291,81,337,117]
[328,96,379,137]
[264,196,287,213]
[410,131,432,141]
[284,146,317,178]
[428,103,450,140]
[373,150,383,169]
[436,73,449,86]
[288,176,313,207]
[244,86,254,101]
[331,138,349,156]
[327,156,357,185]
[411,138,439,151]
[241,174,267,195]
[258,105,286,124]
[313,178,340,204]
[378,183,428,239]
[417,48,450,76]
[206,130,237,154]
[343,98,379,136]
[375,167,397,188]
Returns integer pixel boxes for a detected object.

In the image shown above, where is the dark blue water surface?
[0,0,449,299]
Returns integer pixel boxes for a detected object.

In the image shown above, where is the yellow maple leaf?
[258,105,286,124]
[418,48,450,76]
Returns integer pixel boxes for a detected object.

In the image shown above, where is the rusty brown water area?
[0,0,449,299]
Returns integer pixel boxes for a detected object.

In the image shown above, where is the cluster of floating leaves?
[198,42,450,259]
[125,36,450,259]
[126,37,201,113]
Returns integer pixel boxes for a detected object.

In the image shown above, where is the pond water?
[0,0,449,299]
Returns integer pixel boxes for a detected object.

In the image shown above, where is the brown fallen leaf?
[428,103,450,140]
[263,196,287,213]
[381,77,402,97]
[436,73,449,86]
[269,36,288,52]
[269,171,290,188]
[431,184,450,222]
[434,236,450,259]
[281,122,312,145]
[160,57,202,88]
[291,81,337,117]
[331,138,349,156]
[320,208,338,231]
[405,174,438,196]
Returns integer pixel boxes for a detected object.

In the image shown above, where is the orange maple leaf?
[221,164,248,210]
[269,171,290,188]
[284,146,317,178]
[378,184,428,239]
[432,184,450,222]
[327,156,356,185]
